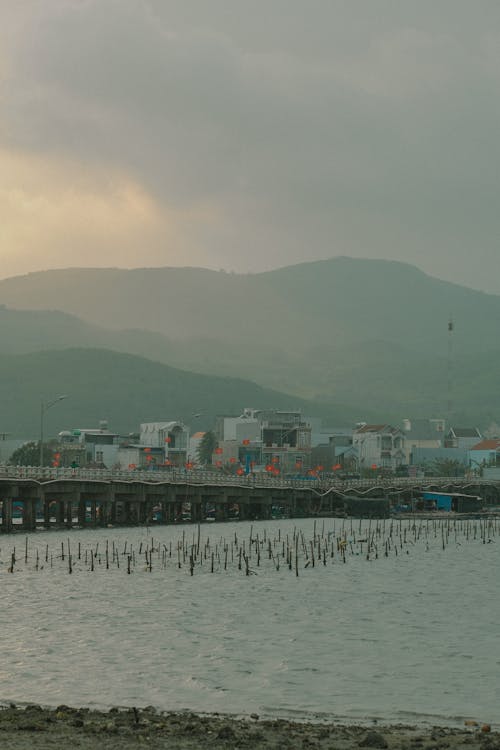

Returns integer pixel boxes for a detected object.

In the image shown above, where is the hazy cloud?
[1,1,500,290]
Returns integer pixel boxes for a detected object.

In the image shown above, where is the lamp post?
[40,395,67,468]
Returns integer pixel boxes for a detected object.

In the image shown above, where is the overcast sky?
[1,1,500,292]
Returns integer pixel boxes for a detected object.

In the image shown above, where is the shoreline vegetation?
[0,706,496,749]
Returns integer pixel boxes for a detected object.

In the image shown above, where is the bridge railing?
[0,465,494,491]
[0,465,314,487]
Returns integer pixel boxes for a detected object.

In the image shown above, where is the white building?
[140,421,189,466]
[352,423,406,471]
[215,409,261,443]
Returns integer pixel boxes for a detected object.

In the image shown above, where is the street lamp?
[40,395,68,468]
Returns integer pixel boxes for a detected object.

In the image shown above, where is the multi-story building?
[215,407,312,473]
[58,420,120,468]
[214,409,261,443]
[258,409,312,473]
[115,421,189,470]
[352,423,405,472]
[140,421,189,466]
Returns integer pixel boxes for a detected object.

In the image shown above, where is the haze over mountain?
[0,349,365,439]
[1,257,499,351]
[1,257,499,429]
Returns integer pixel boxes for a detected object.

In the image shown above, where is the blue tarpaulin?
[422,492,452,511]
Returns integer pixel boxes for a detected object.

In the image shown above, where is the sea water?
[0,518,498,727]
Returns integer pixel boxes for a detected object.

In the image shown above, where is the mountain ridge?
[1,257,498,347]
[0,257,499,427]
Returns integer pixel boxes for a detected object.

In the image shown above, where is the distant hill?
[1,258,499,353]
[0,258,499,426]
[0,348,367,438]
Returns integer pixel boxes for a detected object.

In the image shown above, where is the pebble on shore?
[0,705,497,750]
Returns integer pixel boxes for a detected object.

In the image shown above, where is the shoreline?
[0,705,496,749]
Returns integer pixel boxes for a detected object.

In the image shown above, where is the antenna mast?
[447,316,454,422]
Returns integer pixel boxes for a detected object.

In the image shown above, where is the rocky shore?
[0,705,498,749]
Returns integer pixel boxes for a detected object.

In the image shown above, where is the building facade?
[352,423,405,472]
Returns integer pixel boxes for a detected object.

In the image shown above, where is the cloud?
[1,1,500,291]
[0,148,220,276]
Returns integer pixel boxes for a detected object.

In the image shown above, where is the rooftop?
[470,439,500,451]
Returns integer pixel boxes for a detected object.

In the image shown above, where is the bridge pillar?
[215,502,227,522]
[156,500,165,524]
[99,500,110,526]
[107,489,116,524]
[43,496,51,528]
[133,501,140,524]
[138,499,148,524]
[199,496,212,521]
[131,500,140,524]
[90,499,97,526]
[56,499,65,526]
[1,498,13,532]
[76,494,86,527]
[191,499,202,523]
[22,498,37,531]
[65,499,73,529]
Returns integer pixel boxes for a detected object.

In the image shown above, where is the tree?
[196,431,218,465]
[429,458,466,477]
[8,441,54,466]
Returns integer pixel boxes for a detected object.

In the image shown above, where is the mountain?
[0,348,367,438]
[0,257,499,426]
[0,258,499,352]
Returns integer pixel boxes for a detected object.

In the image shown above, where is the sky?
[1,1,500,293]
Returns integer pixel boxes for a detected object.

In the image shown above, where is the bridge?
[1,466,498,532]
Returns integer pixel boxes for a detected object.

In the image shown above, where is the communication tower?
[447,316,454,421]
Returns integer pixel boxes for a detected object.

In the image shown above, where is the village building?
[467,438,500,471]
[445,427,482,450]
[58,421,120,468]
[214,408,312,473]
[139,421,189,467]
[402,418,445,464]
[352,423,405,472]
